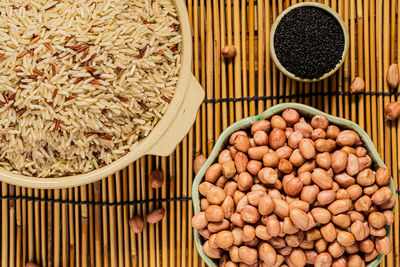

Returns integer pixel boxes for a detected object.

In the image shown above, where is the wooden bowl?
[270,2,349,82]
[192,103,395,267]
[0,0,204,189]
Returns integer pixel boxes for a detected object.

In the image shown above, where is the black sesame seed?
[274,6,345,79]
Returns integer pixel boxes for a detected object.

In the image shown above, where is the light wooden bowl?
[270,2,349,82]
[192,103,395,267]
[0,0,204,189]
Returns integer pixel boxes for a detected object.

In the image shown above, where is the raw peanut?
[251,184,267,191]
[276,146,293,159]
[346,184,362,200]
[256,225,272,240]
[278,159,293,174]
[208,219,230,233]
[129,216,144,233]
[205,205,224,222]
[206,185,226,205]
[202,241,221,259]
[365,249,379,262]
[283,217,299,235]
[354,195,371,212]
[364,184,378,196]
[345,242,359,254]
[259,195,275,216]
[266,215,281,237]
[146,208,165,224]
[368,212,387,228]
[337,231,355,247]
[356,169,375,186]
[242,225,256,242]
[236,195,248,212]
[248,146,268,160]
[311,114,329,130]
[224,261,237,267]
[192,212,208,229]
[299,172,312,185]
[317,190,336,205]
[268,237,286,249]
[269,128,286,149]
[273,198,290,219]
[311,208,331,224]
[289,248,306,267]
[251,120,271,135]
[328,241,345,258]
[205,163,222,183]
[369,225,386,237]
[315,139,334,153]
[332,181,339,191]
[384,101,400,120]
[331,150,348,174]
[332,214,350,229]
[347,255,364,267]
[305,213,317,230]
[199,228,211,239]
[340,146,356,155]
[350,76,365,93]
[234,134,250,153]
[224,181,238,197]
[247,190,266,206]
[290,208,309,231]
[306,228,322,241]
[237,172,253,191]
[328,199,352,215]
[199,182,213,196]
[290,149,306,167]
[371,186,392,205]
[286,127,294,138]
[194,154,207,174]
[300,241,314,250]
[320,222,337,242]
[283,108,300,126]
[316,152,331,170]
[288,131,304,149]
[278,246,293,256]
[387,63,400,88]
[259,242,277,265]
[283,176,303,196]
[346,154,360,176]
[327,125,340,139]
[348,211,364,222]
[312,168,333,190]
[376,167,391,186]
[241,205,260,224]
[315,239,328,253]
[335,189,349,200]
[263,152,279,167]
[229,145,238,158]
[221,196,235,219]
[300,185,319,204]
[271,115,287,130]
[234,152,248,173]
[289,200,309,213]
[148,170,164,189]
[359,155,372,171]
[229,246,241,262]
[359,238,374,253]
[334,173,355,188]
[254,131,269,146]
[294,122,313,138]
[230,213,245,227]
[311,128,327,140]
[221,161,236,178]
[332,256,347,267]
[305,250,318,265]
[269,189,283,199]
[258,167,278,185]
[26,263,39,267]
[215,230,234,249]
[298,160,316,174]
[200,199,209,210]
[383,210,394,225]
[379,197,395,210]
[273,255,285,267]
[247,160,262,175]
[219,149,233,163]
[221,44,236,58]
[299,139,316,160]
[336,130,360,147]
[375,236,392,255]
[215,176,228,188]
[350,220,366,241]
[238,246,258,265]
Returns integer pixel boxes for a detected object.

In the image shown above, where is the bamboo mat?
[0,0,399,266]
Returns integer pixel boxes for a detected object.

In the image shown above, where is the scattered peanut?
[221,45,236,59]
[387,63,399,89]
[350,76,365,93]
[129,215,144,234]
[149,170,163,189]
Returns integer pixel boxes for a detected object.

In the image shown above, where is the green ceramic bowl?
[192,103,396,267]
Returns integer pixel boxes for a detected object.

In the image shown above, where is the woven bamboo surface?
[0,0,399,266]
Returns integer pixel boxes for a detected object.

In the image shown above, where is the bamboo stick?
[9,185,15,267]
[220,0,228,130]
[264,0,271,111]
[356,0,365,129]
[102,178,110,267]
[364,0,372,137]
[350,0,356,122]
[212,0,221,138]
[147,157,156,267]
[27,188,34,262]
[122,169,131,267]
[370,0,378,148]
[61,189,68,266]
[233,0,242,120]
[68,189,75,267]
[94,181,102,266]
[107,176,117,267]
[200,0,207,154]
[395,3,400,267]
[46,190,52,266]
[248,0,255,115]
[40,189,46,266]
[53,189,60,266]
[74,187,81,267]
[226,0,235,125]
[88,184,95,266]
[241,0,248,118]
[161,158,168,267]
[16,186,22,267]
[34,189,40,262]
[80,185,88,266]
[1,183,8,267]
[115,171,125,266]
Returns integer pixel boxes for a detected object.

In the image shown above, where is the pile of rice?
[0,0,181,177]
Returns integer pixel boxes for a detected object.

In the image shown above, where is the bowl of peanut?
[192,103,395,267]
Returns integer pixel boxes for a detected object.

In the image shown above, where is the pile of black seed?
[274,6,345,79]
